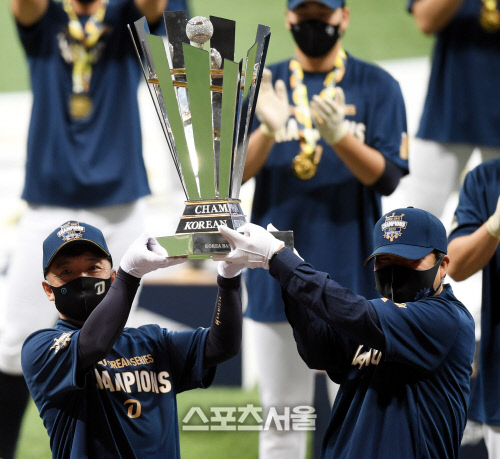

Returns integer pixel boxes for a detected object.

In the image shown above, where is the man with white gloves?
[241,1,409,457]
[216,207,475,459]
[21,221,244,458]
[448,160,500,457]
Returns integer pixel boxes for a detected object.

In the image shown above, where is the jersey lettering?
[351,345,382,369]
[276,119,366,144]
[158,372,172,393]
[101,370,116,391]
[140,370,151,392]
[93,368,172,394]
[99,353,154,368]
[114,372,126,392]
[345,120,366,143]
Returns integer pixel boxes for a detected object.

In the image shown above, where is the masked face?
[374,255,444,303]
[51,276,112,322]
[290,19,341,58]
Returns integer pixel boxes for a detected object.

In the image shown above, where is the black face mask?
[291,19,341,58]
[51,276,112,322]
[374,256,444,303]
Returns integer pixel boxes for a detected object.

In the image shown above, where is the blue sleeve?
[164,327,215,393]
[371,296,460,374]
[269,248,384,378]
[78,269,140,371]
[22,329,82,399]
[16,0,58,54]
[366,71,409,175]
[449,164,500,242]
[282,287,358,382]
[370,156,405,196]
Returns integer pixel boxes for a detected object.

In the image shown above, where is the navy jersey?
[448,158,500,425]
[408,0,500,147]
[246,55,408,322]
[270,250,475,459]
[21,320,214,459]
[322,287,474,459]
[17,0,188,208]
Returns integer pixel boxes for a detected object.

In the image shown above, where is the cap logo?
[57,222,85,242]
[381,212,407,242]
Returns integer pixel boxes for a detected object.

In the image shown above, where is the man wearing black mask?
[22,222,244,458]
[216,207,475,458]
[241,1,409,457]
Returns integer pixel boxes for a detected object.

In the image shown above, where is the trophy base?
[157,231,294,258]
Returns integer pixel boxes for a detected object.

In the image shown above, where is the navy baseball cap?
[364,207,447,265]
[43,221,112,274]
[288,0,345,10]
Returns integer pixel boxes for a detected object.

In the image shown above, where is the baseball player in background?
[216,207,475,459]
[403,0,500,218]
[242,0,408,457]
[448,159,500,458]
[1,0,189,457]
[21,221,244,458]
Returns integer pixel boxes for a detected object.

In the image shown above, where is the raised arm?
[203,266,243,368]
[410,0,465,34]
[11,0,48,27]
[271,248,385,353]
[216,223,385,357]
[78,233,187,371]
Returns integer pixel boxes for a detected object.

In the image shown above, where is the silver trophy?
[129,12,293,258]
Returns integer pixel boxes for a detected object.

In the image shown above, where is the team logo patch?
[57,221,85,241]
[381,212,408,242]
[50,332,72,354]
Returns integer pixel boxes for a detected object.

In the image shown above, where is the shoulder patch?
[50,332,73,354]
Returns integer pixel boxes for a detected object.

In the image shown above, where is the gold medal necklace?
[480,0,500,31]
[62,0,109,120]
[290,49,347,180]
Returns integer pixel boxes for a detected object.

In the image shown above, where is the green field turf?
[17,386,273,459]
[0,0,433,92]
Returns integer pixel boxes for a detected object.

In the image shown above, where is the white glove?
[120,232,187,278]
[487,195,500,238]
[213,223,284,269]
[255,68,289,137]
[310,87,348,145]
[266,223,303,260]
[217,260,246,279]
